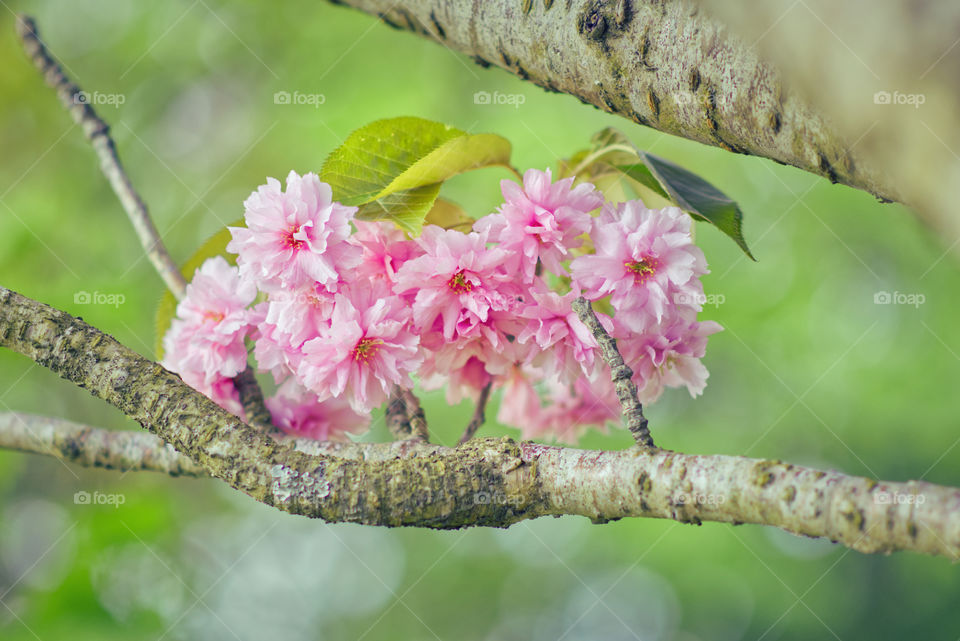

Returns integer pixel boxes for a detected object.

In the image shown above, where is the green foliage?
[321,117,512,234]
[562,128,754,259]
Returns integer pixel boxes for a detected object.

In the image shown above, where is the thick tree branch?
[1,286,958,558]
[324,0,896,204]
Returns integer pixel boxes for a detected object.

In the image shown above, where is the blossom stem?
[458,381,493,445]
[571,297,655,449]
[386,386,413,439]
[400,389,430,442]
[234,364,276,432]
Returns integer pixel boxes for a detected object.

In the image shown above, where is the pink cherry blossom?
[266,380,370,441]
[298,287,422,412]
[395,225,519,341]
[162,256,255,386]
[496,365,544,435]
[425,355,493,404]
[615,314,723,403]
[227,171,360,292]
[252,314,303,383]
[571,200,707,331]
[160,165,724,444]
[516,285,605,384]
[418,307,528,398]
[263,282,336,346]
[350,220,423,287]
[533,375,621,443]
[475,168,603,281]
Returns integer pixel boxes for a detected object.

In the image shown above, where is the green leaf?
[613,163,670,200]
[639,152,755,260]
[154,223,239,359]
[321,117,512,234]
[563,127,754,259]
[355,184,442,235]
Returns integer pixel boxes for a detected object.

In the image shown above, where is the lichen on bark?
[2,285,959,558]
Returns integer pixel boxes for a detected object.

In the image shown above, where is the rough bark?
[2,286,959,558]
[324,0,897,204]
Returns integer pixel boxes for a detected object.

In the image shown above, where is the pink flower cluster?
[161,167,721,443]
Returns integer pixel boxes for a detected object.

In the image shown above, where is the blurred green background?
[1,1,958,639]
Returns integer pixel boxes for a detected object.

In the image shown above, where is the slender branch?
[324,0,896,205]
[0,412,204,477]
[0,412,425,475]
[16,14,275,430]
[458,381,492,445]
[15,15,187,300]
[572,297,653,448]
[384,386,430,442]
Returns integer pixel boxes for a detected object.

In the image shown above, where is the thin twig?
[17,15,274,429]
[571,297,654,448]
[458,381,492,445]
[16,15,186,300]
[400,389,430,442]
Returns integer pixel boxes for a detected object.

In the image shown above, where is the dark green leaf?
[639,152,755,260]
